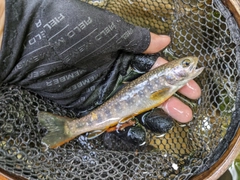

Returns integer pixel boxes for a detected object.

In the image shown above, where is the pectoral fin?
[150,87,170,101]
[87,129,106,139]
[119,116,133,124]
[87,116,136,138]
[106,119,136,132]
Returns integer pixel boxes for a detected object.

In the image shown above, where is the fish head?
[164,56,204,85]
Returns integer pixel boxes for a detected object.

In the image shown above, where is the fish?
[38,56,204,148]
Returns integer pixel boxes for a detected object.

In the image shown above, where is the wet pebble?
[103,124,146,151]
[138,108,174,133]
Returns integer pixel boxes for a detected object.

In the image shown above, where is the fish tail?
[38,111,74,148]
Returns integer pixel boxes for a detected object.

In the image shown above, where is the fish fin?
[38,111,74,149]
[106,119,136,132]
[150,87,170,100]
[108,117,135,132]
[87,129,106,139]
[119,116,133,124]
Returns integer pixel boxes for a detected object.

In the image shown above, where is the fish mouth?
[193,67,204,77]
[189,57,204,78]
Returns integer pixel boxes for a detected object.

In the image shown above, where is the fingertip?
[150,57,168,69]
[161,97,193,123]
[144,33,171,54]
[178,80,202,100]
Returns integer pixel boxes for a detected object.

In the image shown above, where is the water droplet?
[139,141,146,146]
[128,0,134,4]
[155,133,166,138]
[161,17,167,22]
[172,163,179,170]
[91,0,104,2]
[179,124,186,127]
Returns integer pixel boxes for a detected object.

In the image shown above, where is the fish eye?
[182,59,191,67]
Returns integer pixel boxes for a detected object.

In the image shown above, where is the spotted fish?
[38,56,204,148]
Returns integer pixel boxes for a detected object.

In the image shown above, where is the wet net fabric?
[0,0,240,179]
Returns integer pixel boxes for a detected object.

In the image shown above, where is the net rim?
[190,0,240,178]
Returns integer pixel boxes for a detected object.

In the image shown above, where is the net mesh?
[1,0,240,179]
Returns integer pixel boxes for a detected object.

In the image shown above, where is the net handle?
[222,0,240,27]
[191,126,240,180]
[0,168,26,180]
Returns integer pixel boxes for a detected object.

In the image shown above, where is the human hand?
[144,33,201,123]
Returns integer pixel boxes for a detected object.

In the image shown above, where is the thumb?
[143,33,171,54]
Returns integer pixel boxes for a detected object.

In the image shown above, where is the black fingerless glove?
[0,0,158,115]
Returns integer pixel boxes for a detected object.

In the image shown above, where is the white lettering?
[35,19,42,28]
[43,14,65,30]
[95,22,116,41]
[45,70,86,87]
[116,28,134,44]
[66,17,92,38]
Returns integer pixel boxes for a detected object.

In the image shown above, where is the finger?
[178,80,201,99]
[150,57,167,69]
[151,57,201,99]
[143,33,171,54]
[161,96,193,123]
